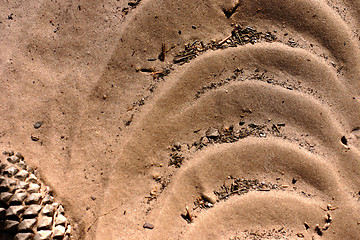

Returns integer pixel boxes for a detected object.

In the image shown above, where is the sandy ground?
[1,0,360,239]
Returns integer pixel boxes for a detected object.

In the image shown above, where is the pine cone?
[0,151,71,240]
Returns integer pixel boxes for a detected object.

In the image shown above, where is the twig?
[218,34,232,45]
[87,207,119,232]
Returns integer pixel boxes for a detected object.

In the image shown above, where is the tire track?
[94,0,360,239]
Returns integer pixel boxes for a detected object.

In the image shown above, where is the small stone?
[37,216,53,230]
[315,224,323,236]
[33,121,43,129]
[91,196,96,201]
[201,193,216,204]
[128,1,138,6]
[143,222,154,229]
[296,233,305,238]
[18,218,37,231]
[8,150,14,156]
[173,142,181,150]
[14,233,34,240]
[304,222,310,230]
[53,225,66,237]
[322,222,331,230]
[248,123,258,128]
[15,152,24,160]
[31,136,40,141]
[7,156,20,164]
[152,173,161,180]
[205,127,220,138]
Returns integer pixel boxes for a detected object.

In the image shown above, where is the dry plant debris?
[173,25,277,65]
[193,178,283,210]
[230,228,304,239]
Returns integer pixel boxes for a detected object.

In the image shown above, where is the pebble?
[201,193,216,204]
[31,136,39,141]
[152,173,161,180]
[173,142,181,150]
[33,121,43,129]
[7,155,20,164]
[143,222,154,229]
[205,127,220,138]
[15,152,24,160]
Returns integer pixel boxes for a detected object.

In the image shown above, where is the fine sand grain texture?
[1,0,359,239]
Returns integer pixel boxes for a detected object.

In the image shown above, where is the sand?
[0,0,359,239]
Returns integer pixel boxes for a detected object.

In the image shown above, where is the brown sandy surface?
[1,0,360,239]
